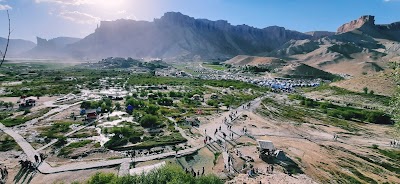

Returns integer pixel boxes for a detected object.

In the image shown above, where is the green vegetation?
[54,136,67,148]
[140,114,163,128]
[0,135,18,151]
[40,122,76,140]
[58,140,93,157]
[83,164,222,184]
[203,64,226,71]
[260,97,359,132]
[2,107,52,127]
[104,125,144,149]
[309,84,391,105]
[290,94,393,125]
[213,152,221,165]
[127,74,266,91]
[377,149,400,162]
[81,98,113,112]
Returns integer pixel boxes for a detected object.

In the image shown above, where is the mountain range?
[2,12,400,76]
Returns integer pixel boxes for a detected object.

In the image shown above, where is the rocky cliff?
[337,15,400,41]
[337,15,376,33]
[66,12,311,60]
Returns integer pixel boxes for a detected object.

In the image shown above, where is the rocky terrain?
[64,12,310,60]
[266,15,400,76]
[225,55,283,66]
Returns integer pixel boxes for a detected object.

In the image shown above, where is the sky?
[0,0,399,42]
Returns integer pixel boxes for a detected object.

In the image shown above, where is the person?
[202,167,205,175]
[271,165,274,173]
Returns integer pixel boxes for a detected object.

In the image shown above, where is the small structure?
[257,140,276,158]
[80,109,86,115]
[191,94,202,101]
[86,111,98,120]
[19,98,36,107]
[126,104,134,113]
[184,117,200,127]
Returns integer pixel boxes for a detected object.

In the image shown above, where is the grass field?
[203,64,226,71]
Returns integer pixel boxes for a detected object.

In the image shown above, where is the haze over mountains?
[3,12,400,76]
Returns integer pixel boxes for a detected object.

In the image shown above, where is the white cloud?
[117,10,126,14]
[59,11,100,24]
[0,4,12,10]
[383,0,400,2]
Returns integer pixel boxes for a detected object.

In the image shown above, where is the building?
[86,111,98,120]
[257,140,276,158]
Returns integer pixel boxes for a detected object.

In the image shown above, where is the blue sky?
[0,0,399,42]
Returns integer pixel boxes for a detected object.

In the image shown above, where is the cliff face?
[337,15,375,33]
[67,12,311,60]
[337,15,400,41]
[25,37,81,58]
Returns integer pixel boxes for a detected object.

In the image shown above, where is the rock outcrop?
[66,12,311,60]
[337,15,375,33]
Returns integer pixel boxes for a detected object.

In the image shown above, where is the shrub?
[85,164,223,184]
[139,114,161,128]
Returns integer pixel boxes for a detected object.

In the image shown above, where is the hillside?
[266,15,400,76]
[225,55,283,66]
[331,70,396,96]
[0,37,36,56]
[281,63,339,80]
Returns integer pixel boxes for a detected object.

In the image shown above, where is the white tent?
[257,140,275,150]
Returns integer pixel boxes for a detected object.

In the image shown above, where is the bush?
[139,114,161,128]
[104,135,128,149]
[54,136,67,148]
[85,164,223,184]
[207,100,219,107]
[157,98,173,106]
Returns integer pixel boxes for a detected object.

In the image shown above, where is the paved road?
[118,162,130,177]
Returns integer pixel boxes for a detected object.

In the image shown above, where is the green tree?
[145,104,159,115]
[363,87,368,94]
[139,114,160,128]
[115,102,121,110]
[369,90,375,95]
